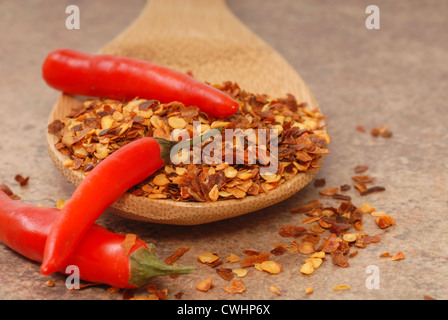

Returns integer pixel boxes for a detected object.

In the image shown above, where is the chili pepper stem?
[129,245,194,287]
[154,126,223,163]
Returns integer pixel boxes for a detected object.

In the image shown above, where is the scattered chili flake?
[216,268,234,281]
[260,260,282,274]
[300,261,315,275]
[360,186,386,196]
[198,252,219,264]
[0,184,14,196]
[174,291,184,299]
[322,234,340,253]
[107,286,120,293]
[371,125,392,138]
[164,247,191,265]
[232,268,248,278]
[270,245,287,256]
[379,252,392,258]
[375,215,396,229]
[340,184,351,191]
[279,225,307,238]
[332,193,351,201]
[332,285,350,291]
[331,250,350,268]
[319,187,338,196]
[314,178,326,188]
[290,200,323,214]
[354,165,369,174]
[360,202,375,213]
[196,277,213,292]
[120,233,137,256]
[269,285,282,296]
[305,287,314,295]
[14,174,30,187]
[241,253,270,268]
[225,253,240,263]
[355,125,366,133]
[391,252,405,261]
[45,280,55,287]
[223,280,246,294]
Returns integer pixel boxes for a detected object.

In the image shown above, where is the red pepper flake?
[216,268,234,281]
[164,247,191,265]
[355,125,366,133]
[120,233,138,256]
[241,253,270,268]
[375,215,396,229]
[14,174,30,187]
[354,165,369,174]
[223,280,246,294]
[319,187,339,196]
[0,184,14,196]
[322,234,340,253]
[340,184,351,191]
[279,225,307,238]
[332,193,352,201]
[314,178,326,188]
[360,186,386,196]
[290,200,323,214]
[391,252,405,261]
[331,250,349,268]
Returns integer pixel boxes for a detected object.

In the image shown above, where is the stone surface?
[0,0,447,300]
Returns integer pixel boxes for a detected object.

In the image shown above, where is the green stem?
[154,126,223,163]
[129,244,194,287]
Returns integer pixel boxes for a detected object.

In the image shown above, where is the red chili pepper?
[42,48,239,118]
[41,129,221,276]
[0,190,193,288]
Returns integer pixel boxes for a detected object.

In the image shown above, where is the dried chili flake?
[314,178,326,188]
[340,184,351,191]
[223,280,246,294]
[241,253,270,268]
[164,247,191,265]
[50,82,330,203]
[0,184,14,196]
[290,200,323,213]
[270,246,287,256]
[319,187,338,196]
[379,252,392,258]
[360,186,386,196]
[196,277,213,292]
[217,268,234,281]
[269,285,282,296]
[225,253,240,263]
[332,193,351,201]
[322,234,340,253]
[279,225,307,238]
[260,260,282,274]
[14,174,30,187]
[331,250,350,268]
[391,252,405,261]
[375,215,396,229]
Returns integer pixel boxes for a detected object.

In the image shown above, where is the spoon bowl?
[46,0,326,225]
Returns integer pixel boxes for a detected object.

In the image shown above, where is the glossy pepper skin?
[0,191,193,288]
[41,128,221,276]
[42,48,239,118]
[41,137,165,275]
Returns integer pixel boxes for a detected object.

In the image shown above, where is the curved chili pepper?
[42,48,239,118]
[41,129,221,276]
[0,191,193,288]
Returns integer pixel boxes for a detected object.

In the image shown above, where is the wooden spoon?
[46,0,326,225]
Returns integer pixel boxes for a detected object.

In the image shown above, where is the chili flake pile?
[48,82,330,202]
